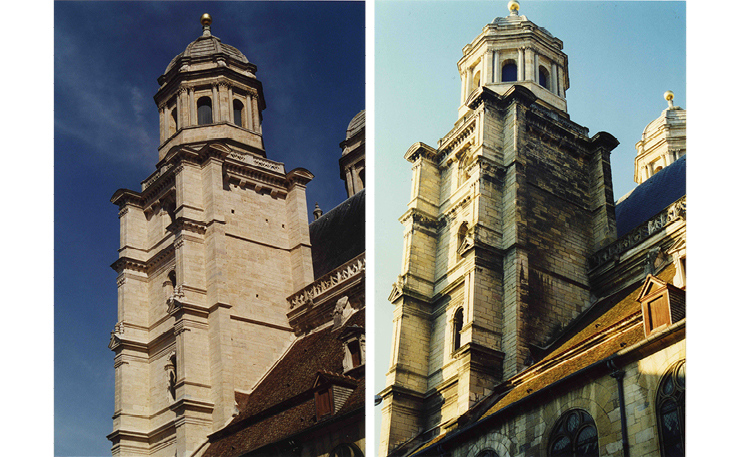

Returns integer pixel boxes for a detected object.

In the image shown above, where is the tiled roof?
[204,309,364,457]
[309,190,365,279]
[414,265,679,455]
[488,264,675,416]
[615,155,685,237]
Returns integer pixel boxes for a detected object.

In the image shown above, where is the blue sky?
[50,2,363,455]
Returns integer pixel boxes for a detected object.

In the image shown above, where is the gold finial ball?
[508,0,520,13]
[664,90,674,102]
[201,13,212,27]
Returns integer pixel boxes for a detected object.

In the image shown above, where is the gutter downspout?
[607,360,630,457]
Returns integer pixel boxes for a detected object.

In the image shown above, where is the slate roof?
[309,190,365,279]
[204,309,364,457]
[413,264,680,455]
[615,155,685,237]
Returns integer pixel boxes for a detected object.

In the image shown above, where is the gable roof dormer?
[638,274,686,337]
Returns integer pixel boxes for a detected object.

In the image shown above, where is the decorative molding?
[589,196,686,270]
[111,257,148,274]
[288,255,365,309]
[439,119,477,164]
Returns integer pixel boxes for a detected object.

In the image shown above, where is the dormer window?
[315,388,333,420]
[339,326,365,375]
[233,99,244,128]
[313,371,358,421]
[197,96,213,125]
[637,275,686,337]
[348,340,361,367]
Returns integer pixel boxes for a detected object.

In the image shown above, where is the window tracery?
[657,360,685,457]
[548,409,598,457]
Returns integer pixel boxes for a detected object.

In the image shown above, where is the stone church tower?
[379,2,620,454]
[108,15,315,456]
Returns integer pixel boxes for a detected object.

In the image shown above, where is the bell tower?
[457,0,569,118]
[379,2,618,455]
[108,14,314,457]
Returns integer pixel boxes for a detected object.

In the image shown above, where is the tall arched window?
[170,108,178,136]
[197,96,213,125]
[539,66,550,90]
[548,409,598,457]
[457,222,469,256]
[233,99,244,128]
[502,61,517,82]
[453,308,464,351]
[657,360,685,457]
[473,71,481,89]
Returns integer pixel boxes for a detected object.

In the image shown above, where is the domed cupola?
[339,110,365,198]
[457,0,569,118]
[154,14,267,161]
[634,91,686,184]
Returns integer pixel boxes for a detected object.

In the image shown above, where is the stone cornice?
[589,196,686,270]
[399,207,440,231]
[111,188,144,209]
[110,256,148,274]
[286,167,315,188]
[404,142,439,163]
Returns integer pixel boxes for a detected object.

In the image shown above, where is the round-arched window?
[170,108,178,136]
[657,360,685,457]
[453,307,464,351]
[197,97,213,125]
[548,409,598,457]
[233,99,244,128]
[502,61,517,82]
[329,443,364,457]
[475,450,499,457]
[539,66,550,90]
[473,71,481,89]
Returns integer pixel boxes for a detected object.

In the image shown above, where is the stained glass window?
[476,450,499,457]
[657,360,685,457]
[549,409,598,457]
